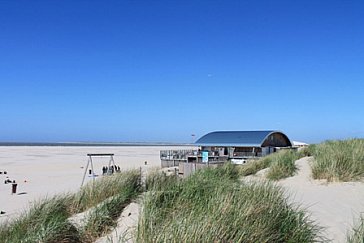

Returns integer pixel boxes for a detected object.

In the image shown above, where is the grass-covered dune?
[310,139,364,182]
[0,170,141,243]
[2,139,363,242]
[348,216,364,243]
[138,164,323,242]
[238,138,364,183]
[239,149,298,180]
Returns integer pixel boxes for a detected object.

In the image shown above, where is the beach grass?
[69,170,141,214]
[238,150,298,180]
[266,150,298,180]
[0,195,80,243]
[347,216,364,243]
[238,156,273,176]
[137,164,322,242]
[0,170,141,243]
[145,168,179,191]
[311,139,364,182]
[82,182,140,241]
[297,144,317,158]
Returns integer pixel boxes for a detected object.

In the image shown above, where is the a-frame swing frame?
[81,153,116,187]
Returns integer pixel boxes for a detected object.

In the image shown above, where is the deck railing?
[160,150,198,160]
[233,152,262,157]
[160,150,262,161]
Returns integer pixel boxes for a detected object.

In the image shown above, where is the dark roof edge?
[260,130,292,147]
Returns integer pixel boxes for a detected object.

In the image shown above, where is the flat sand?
[0,145,188,224]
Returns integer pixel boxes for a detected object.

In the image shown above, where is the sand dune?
[1,147,363,243]
[278,157,364,242]
[246,157,364,242]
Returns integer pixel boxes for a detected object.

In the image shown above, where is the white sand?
[246,156,364,242]
[0,145,187,224]
[278,157,364,242]
[95,202,140,243]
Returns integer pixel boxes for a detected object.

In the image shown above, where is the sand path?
[94,202,140,243]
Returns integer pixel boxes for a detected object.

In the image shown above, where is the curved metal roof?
[195,130,291,147]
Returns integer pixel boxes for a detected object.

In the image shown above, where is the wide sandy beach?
[0,145,187,224]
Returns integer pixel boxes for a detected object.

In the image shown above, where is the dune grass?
[311,139,364,182]
[81,171,141,241]
[0,195,80,243]
[238,149,298,180]
[297,144,317,158]
[266,150,298,180]
[0,170,141,243]
[238,156,273,176]
[69,170,141,214]
[347,216,364,243]
[137,163,323,242]
[145,168,179,191]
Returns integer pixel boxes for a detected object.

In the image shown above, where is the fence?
[179,162,223,178]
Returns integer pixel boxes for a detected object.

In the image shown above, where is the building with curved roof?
[160,130,293,172]
[196,130,292,159]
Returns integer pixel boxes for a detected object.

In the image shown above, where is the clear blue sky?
[0,0,363,143]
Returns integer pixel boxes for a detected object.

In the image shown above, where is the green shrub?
[311,139,364,182]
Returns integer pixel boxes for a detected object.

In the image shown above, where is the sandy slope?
[98,157,364,243]
[248,157,364,242]
[2,147,364,243]
[94,202,140,243]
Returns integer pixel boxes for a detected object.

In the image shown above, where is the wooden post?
[89,156,95,184]
[81,158,90,187]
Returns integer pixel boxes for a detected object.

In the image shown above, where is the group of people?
[102,165,121,175]
[4,178,16,184]
[1,170,16,185]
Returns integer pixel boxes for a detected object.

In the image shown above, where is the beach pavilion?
[196,130,292,160]
[160,130,292,168]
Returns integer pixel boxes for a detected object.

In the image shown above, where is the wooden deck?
[160,149,263,169]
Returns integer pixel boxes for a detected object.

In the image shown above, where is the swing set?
[81,153,116,187]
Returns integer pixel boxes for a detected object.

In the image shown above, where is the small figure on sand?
[102,166,107,175]
[4,178,12,184]
[11,181,18,195]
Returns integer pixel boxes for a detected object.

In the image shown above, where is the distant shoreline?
[0,142,193,147]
